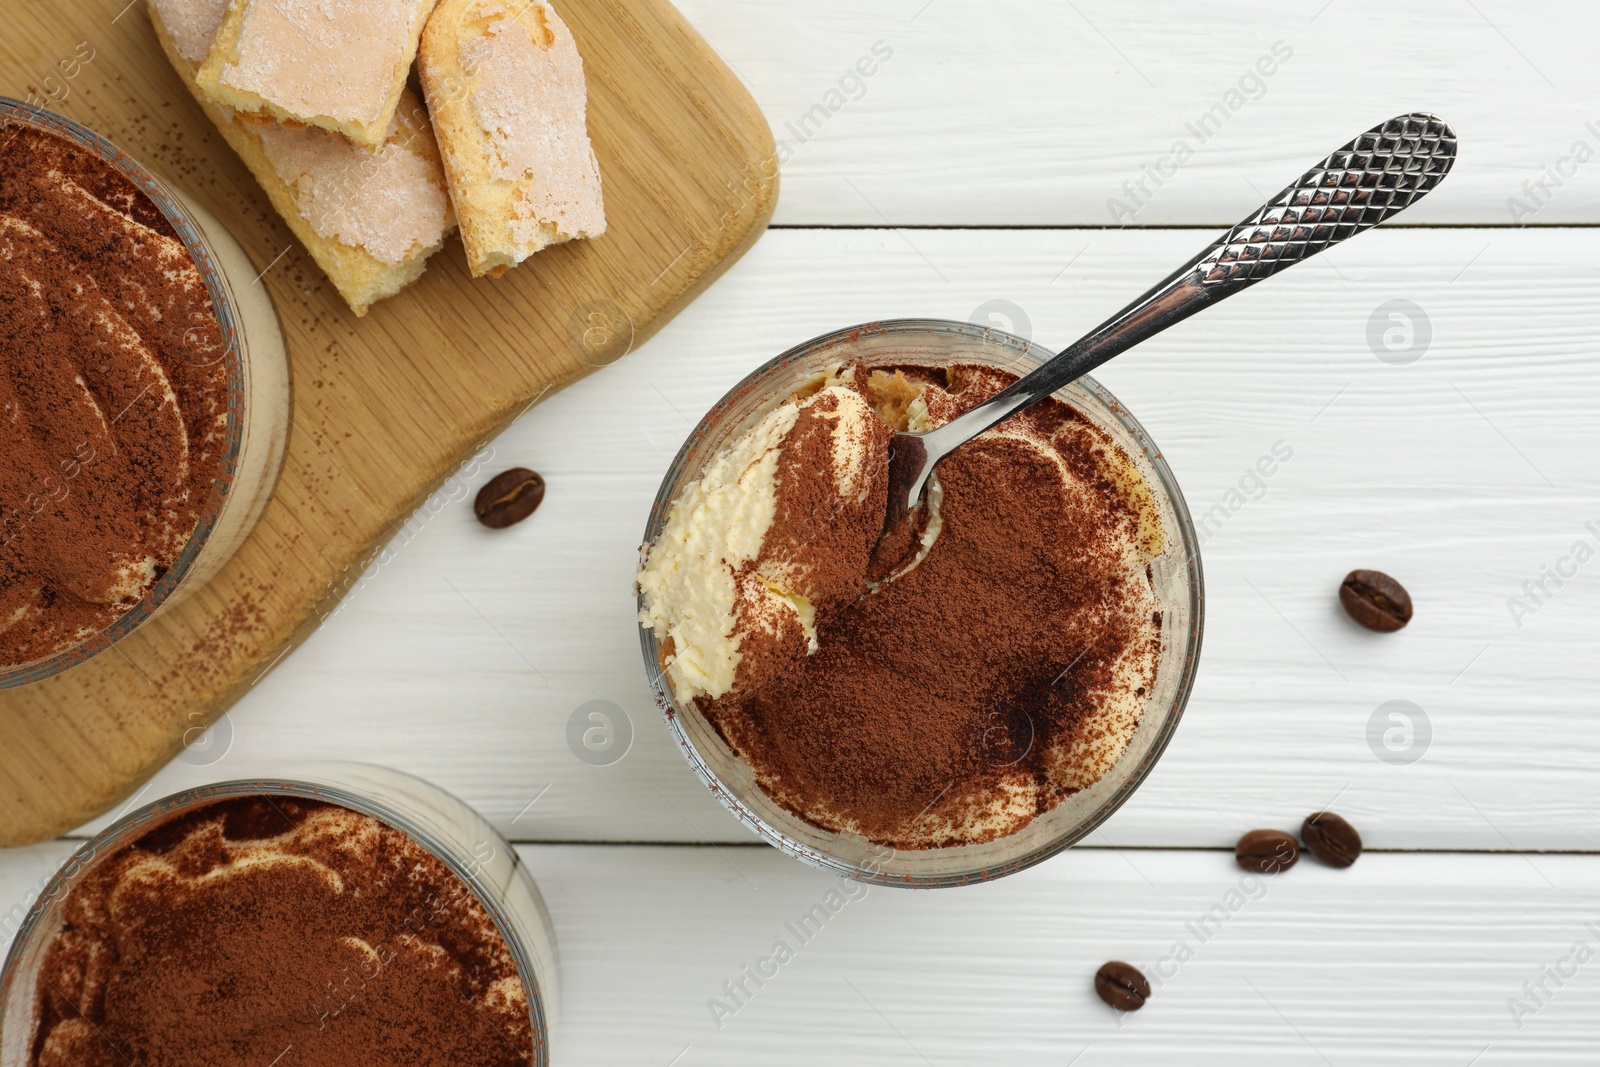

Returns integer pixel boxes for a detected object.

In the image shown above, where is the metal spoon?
[882,112,1458,538]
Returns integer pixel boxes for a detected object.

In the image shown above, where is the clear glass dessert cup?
[0,99,289,690]
[639,319,1204,888]
[0,763,559,1066]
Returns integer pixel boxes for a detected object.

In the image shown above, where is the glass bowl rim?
[0,98,249,689]
[638,317,1205,887]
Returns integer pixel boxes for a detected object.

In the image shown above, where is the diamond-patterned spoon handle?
[1196,113,1457,288]
[903,114,1459,510]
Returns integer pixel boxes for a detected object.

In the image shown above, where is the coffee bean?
[1339,569,1413,632]
[1301,812,1362,868]
[474,468,546,529]
[1235,829,1299,874]
[1094,961,1150,1011]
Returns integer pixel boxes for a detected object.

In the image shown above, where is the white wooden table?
[6,2,1600,1062]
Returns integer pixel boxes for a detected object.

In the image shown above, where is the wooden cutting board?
[0,0,776,845]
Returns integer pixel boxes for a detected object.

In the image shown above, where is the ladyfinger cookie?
[195,0,439,149]
[419,0,605,278]
[150,0,456,316]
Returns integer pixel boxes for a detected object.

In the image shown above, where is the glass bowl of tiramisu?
[637,320,1203,887]
[0,763,558,1067]
[0,100,289,689]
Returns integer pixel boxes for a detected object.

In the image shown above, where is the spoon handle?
[923,112,1458,457]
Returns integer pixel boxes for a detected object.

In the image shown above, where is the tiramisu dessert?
[28,796,537,1067]
[638,363,1164,850]
[0,121,232,670]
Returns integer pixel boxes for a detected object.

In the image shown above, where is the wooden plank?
[4,843,1599,1062]
[531,845,1600,1065]
[676,0,1600,226]
[66,226,1600,852]
[0,0,777,845]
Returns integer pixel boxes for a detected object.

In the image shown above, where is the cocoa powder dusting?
[30,797,536,1066]
[729,387,891,695]
[703,365,1162,849]
[0,122,229,667]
